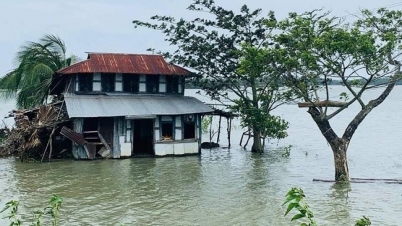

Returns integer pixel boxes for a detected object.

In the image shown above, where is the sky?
[1,0,402,76]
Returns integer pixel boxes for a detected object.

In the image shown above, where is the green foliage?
[274,8,402,115]
[133,1,292,152]
[0,35,77,109]
[283,188,317,226]
[1,200,21,226]
[284,188,371,226]
[281,145,292,157]
[339,92,349,101]
[1,195,63,226]
[355,216,371,226]
[47,195,63,226]
[274,8,402,181]
[201,115,212,133]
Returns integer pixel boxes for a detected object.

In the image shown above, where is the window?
[161,116,173,140]
[166,76,179,93]
[183,115,196,139]
[101,73,115,92]
[146,75,159,93]
[78,74,93,92]
[123,74,139,93]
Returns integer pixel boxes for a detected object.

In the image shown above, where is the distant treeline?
[185,77,402,89]
[325,78,402,86]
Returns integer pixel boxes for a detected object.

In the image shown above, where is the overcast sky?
[0,0,401,76]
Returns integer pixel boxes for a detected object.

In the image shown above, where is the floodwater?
[0,87,402,225]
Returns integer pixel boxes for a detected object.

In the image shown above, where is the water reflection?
[328,183,352,224]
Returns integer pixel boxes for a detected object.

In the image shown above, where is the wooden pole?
[216,116,222,144]
[227,117,232,148]
[47,127,56,162]
[209,116,213,144]
[244,129,251,148]
[41,138,51,162]
[48,135,53,162]
[240,131,245,146]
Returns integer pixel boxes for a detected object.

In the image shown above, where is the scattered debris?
[0,102,72,161]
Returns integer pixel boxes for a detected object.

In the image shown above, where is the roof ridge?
[86,52,163,57]
[56,52,190,75]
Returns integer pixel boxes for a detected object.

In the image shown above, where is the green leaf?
[291,213,306,221]
[284,202,299,216]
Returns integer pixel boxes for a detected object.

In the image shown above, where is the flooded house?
[52,53,213,159]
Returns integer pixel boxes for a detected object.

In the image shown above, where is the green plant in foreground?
[355,216,371,226]
[47,195,63,226]
[0,192,373,225]
[1,200,21,226]
[1,195,62,226]
[284,188,371,226]
[283,187,317,226]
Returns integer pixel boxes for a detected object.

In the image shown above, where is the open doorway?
[133,119,154,156]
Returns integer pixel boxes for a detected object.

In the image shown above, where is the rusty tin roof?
[57,53,190,75]
[64,94,213,118]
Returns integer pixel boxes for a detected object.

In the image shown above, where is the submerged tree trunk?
[251,129,263,153]
[308,107,350,181]
[328,138,350,181]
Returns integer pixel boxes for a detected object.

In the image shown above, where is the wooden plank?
[86,143,96,159]
[83,131,99,133]
[298,100,347,108]
[98,131,112,153]
[313,178,402,184]
[60,126,87,146]
[98,147,111,158]
[91,142,104,145]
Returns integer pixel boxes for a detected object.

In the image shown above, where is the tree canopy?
[133,0,291,152]
[273,8,402,180]
[0,35,77,109]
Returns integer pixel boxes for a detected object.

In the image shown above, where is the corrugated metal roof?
[64,94,213,118]
[57,53,190,75]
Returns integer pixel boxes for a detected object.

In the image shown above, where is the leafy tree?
[0,35,77,109]
[274,9,402,181]
[133,0,291,152]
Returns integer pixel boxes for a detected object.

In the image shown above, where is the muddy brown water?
[0,87,401,225]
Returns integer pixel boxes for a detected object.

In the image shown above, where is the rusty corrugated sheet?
[60,126,87,146]
[57,53,190,76]
[64,94,213,118]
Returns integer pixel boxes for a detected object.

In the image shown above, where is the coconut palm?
[0,35,77,109]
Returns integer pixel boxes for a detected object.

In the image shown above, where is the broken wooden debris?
[60,127,87,146]
[1,102,70,161]
[86,143,96,160]
[298,100,347,108]
[98,147,111,158]
[98,132,112,153]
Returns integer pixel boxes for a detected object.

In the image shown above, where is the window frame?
[77,74,93,92]
[166,76,179,94]
[146,75,159,93]
[183,114,196,139]
[123,74,140,93]
[101,73,116,92]
[160,116,174,141]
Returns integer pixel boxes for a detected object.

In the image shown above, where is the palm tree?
[0,35,77,109]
